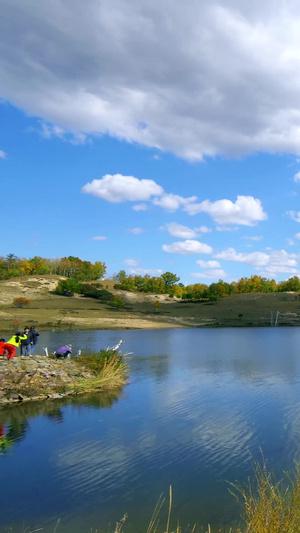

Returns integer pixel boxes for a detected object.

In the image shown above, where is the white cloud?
[185,196,267,226]
[129,268,163,276]
[215,247,298,275]
[294,171,300,183]
[192,269,228,279]
[82,174,163,203]
[164,222,198,239]
[0,150,6,159]
[162,240,213,254]
[128,227,145,234]
[216,248,271,266]
[295,233,300,239]
[92,235,107,241]
[216,226,239,232]
[132,203,148,211]
[5,2,300,159]
[124,258,138,266]
[195,226,212,234]
[196,260,221,268]
[82,173,267,231]
[286,238,295,246]
[287,210,300,223]
[153,193,197,212]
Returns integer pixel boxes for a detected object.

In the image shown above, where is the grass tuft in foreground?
[74,349,129,392]
[231,461,300,533]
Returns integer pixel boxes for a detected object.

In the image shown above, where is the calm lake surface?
[1,327,300,532]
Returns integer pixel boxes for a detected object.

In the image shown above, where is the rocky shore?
[0,355,99,404]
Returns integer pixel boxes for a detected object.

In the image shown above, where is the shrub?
[55,279,82,296]
[79,283,100,298]
[97,289,113,302]
[13,297,30,308]
[79,284,113,301]
[110,295,125,308]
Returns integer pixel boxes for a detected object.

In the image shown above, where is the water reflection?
[0,389,123,454]
[2,328,300,532]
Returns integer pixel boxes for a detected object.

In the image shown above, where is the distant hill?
[0,275,300,331]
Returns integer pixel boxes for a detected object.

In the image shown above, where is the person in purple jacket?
[55,344,72,358]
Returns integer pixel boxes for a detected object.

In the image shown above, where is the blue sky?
[1,0,300,284]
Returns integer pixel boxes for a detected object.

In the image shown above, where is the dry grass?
[74,349,129,392]
[230,461,300,533]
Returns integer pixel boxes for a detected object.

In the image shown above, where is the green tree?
[278,276,300,292]
[161,272,180,292]
[114,270,127,283]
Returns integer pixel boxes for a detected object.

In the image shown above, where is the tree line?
[115,270,300,300]
[1,254,300,301]
[0,254,106,281]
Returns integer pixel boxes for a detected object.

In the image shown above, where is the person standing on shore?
[4,332,27,360]
[29,326,39,354]
[20,327,31,357]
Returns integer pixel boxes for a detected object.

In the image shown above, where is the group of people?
[0,326,39,360]
[0,326,74,360]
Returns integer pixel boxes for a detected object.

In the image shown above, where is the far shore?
[1,275,300,331]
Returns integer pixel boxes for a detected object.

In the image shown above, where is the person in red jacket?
[0,338,6,356]
[4,332,27,360]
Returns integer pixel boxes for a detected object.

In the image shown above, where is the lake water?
[1,327,300,532]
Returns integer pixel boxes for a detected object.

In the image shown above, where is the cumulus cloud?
[215,247,298,275]
[196,260,221,268]
[162,240,213,254]
[185,196,267,226]
[124,258,138,266]
[216,248,270,266]
[192,269,228,279]
[82,174,163,203]
[164,223,199,239]
[92,235,106,241]
[4,1,300,159]
[152,193,197,212]
[82,174,267,230]
[294,171,300,183]
[0,150,6,159]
